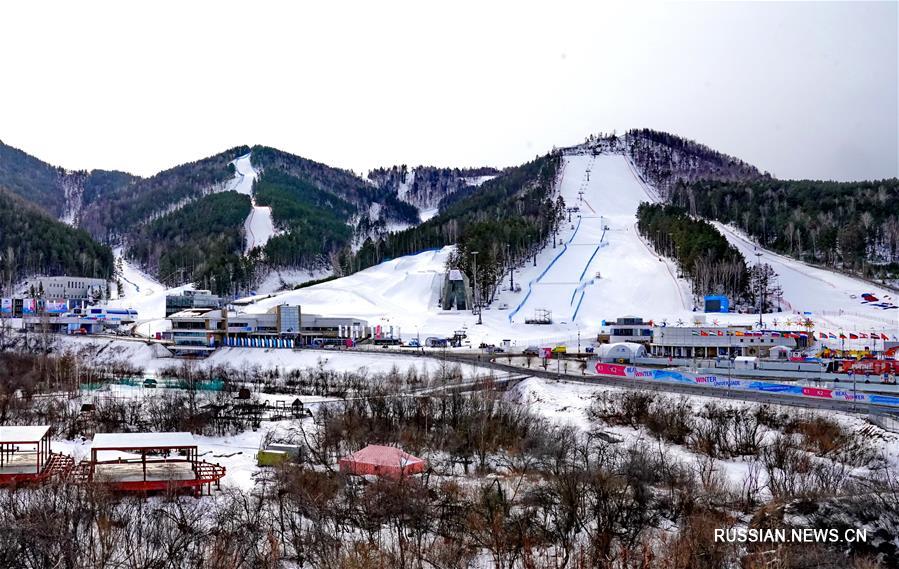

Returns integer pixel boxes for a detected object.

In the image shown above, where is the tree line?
[0,188,114,295]
[636,203,748,305]
[670,178,899,283]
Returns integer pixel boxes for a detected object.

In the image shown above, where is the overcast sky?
[1,1,896,181]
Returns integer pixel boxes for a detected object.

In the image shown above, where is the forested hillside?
[254,170,354,268]
[368,165,500,211]
[0,140,137,222]
[671,178,899,283]
[624,129,765,196]
[252,146,418,225]
[127,191,253,294]
[79,146,249,242]
[636,203,748,305]
[347,153,562,300]
[0,188,113,294]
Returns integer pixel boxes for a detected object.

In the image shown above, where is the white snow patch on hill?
[227,153,257,196]
[463,174,497,187]
[226,153,279,254]
[255,268,330,295]
[244,205,278,253]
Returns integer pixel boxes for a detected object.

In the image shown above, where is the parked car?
[522,346,540,356]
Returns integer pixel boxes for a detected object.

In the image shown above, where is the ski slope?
[228,153,278,254]
[244,205,277,253]
[227,153,257,196]
[713,222,899,331]
[108,251,192,337]
[235,153,692,347]
[231,150,896,347]
[508,153,689,324]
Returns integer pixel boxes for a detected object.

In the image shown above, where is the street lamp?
[755,251,763,329]
[471,251,482,325]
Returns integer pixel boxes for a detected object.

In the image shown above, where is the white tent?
[596,342,646,363]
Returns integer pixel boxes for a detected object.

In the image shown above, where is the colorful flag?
[849,333,859,339]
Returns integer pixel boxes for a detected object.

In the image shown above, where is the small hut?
[339,445,426,478]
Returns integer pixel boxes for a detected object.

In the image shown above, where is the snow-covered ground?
[228,153,280,254]
[508,376,899,492]
[226,153,257,196]
[714,222,898,335]
[254,268,330,295]
[53,421,299,491]
[228,150,897,347]
[508,154,690,325]
[462,174,497,187]
[57,336,490,378]
[229,154,690,347]
[108,250,192,337]
[244,205,278,253]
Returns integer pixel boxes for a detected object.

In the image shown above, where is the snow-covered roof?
[341,445,423,467]
[0,425,50,443]
[92,432,196,450]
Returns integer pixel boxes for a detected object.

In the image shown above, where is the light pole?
[755,251,763,329]
[471,251,482,325]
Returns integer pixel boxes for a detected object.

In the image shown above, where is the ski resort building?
[23,306,138,334]
[17,276,108,302]
[606,316,654,345]
[165,290,222,317]
[339,445,427,478]
[649,326,801,359]
[441,269,472,310]
[71,432,225,495]
[0,426,73,485]
[168,305,370,354]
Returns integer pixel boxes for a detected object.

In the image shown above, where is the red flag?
[818,332,826,339]
[882,333,890,340]
[839,333,847,340]
[849,333,859,340]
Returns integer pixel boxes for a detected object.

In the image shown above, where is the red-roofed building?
[338,445,426,478]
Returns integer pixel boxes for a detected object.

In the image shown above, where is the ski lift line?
[508,216,584,322]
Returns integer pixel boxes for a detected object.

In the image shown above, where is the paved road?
[356,347,895,416]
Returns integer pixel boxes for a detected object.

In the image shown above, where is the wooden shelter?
[0,426,73,484]
[71,432,225,495]
[339,445,427,478]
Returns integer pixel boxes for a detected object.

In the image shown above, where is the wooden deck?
[71,459,225,494]
[0,453,74,485]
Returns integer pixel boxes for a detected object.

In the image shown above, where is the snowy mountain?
[566,129,765,198]
[367,165,500,216]
[237,144,897,347]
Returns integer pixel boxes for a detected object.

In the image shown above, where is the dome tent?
[596,342,647,363]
